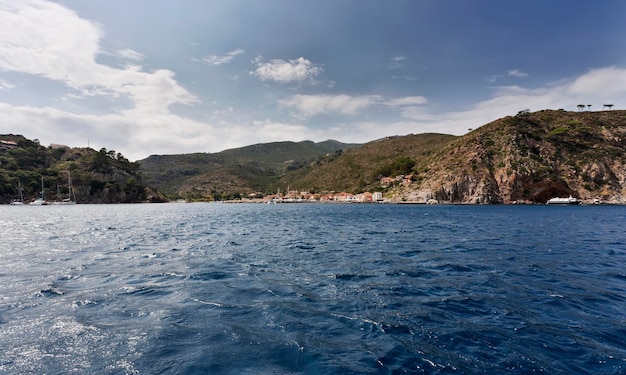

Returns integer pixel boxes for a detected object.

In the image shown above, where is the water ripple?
[1,204,625,373]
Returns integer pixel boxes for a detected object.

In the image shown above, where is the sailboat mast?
[12,179,24,204]
[68,170,77,203]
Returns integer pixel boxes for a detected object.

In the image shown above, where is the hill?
[280,133,455,193]
[0,135,166,204]
[383,109,626,203]
[139,109,626,204]
[139,140,359,200]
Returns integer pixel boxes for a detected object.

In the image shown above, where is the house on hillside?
[0,140,17,151]
[380,177,395,187]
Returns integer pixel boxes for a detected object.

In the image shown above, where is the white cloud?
[0,1,196,110]
[250,119,310,139]
[391,75,417,81]
[397,66,626,136]
[487,74,505,83]
[252,57,322,84]
[567,66,626,97]
[488,69,529,82]
[0,0,201,159]
[0,1,101,80]
[483,67,626,112]
[383,96,429,120]
[0,78,15,90]
[388,55,406,69]
[279,94,380,117]
[490,85,529,96]
[508,69,528,78]
[2,64,626,161]
[203,49,245,66]
[386,96,428,106]
[113,48,144,61]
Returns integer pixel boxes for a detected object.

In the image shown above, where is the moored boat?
[10,180,25,205]
[29,198,47,205]
[546,196,580,205]
[51,171,77,205]
[29,176,48,205]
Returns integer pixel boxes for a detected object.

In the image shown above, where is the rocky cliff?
[390,110,626,204]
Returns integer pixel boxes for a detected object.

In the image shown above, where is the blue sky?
[1,1,625,160]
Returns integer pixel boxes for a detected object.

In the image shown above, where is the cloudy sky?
[1,1,625,160]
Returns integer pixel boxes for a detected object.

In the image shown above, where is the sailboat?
[10,180,24,205]
[52,171,77,205]
[29,176,47,205]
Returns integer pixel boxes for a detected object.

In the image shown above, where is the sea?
[1,203,625,374]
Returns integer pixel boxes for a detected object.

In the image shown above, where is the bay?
[1,203,625,374]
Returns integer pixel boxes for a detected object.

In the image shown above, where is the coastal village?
[241,175,415,203]
[246,189,386,204]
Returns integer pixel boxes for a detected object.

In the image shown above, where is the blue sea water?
[1,203,625,374]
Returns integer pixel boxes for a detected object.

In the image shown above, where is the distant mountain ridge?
[139,109,626,204]
[139,140,360,200]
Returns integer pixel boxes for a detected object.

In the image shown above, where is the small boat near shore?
[29,197,47,205]
[51,171,77,205]
[10,180,25,205]
[546,196,580,205]
[29,176,48,205]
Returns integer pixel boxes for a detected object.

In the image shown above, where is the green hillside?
[280,133,455,193]
[0,135,164,204]
[272,109,626,204]
[141,109,626,204]
[139,140,359,200]
[388,109,626,203]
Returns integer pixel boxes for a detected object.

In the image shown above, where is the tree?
[604,104,614,110]
[376,156,416,178]
[587,104,592,111]
[91,148,113,172]
[577,104,585,111]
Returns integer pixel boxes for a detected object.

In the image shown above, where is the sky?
[1,1,626,161]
